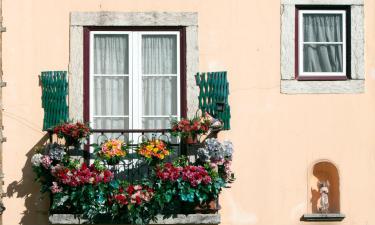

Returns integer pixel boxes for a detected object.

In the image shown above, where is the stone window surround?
[281,0,364,94]
[69,12,199,120]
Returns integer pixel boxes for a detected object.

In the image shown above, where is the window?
[86,29,184,132]
[280,2,364,94]
[296,9,348,80]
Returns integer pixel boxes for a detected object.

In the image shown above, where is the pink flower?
[41,155,52,169]
[50,182,63,193]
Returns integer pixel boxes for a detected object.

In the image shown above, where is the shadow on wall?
[6,134,50,225]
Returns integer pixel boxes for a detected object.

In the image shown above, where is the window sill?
[301,213,345,222]
[281,79,364,94]
[49,213,221,224]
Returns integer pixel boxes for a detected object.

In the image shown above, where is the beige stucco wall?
[2,0,375,225]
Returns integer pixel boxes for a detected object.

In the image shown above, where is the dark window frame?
[83,26,187,128]
[295,5,351,81]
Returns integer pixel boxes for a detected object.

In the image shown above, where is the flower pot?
[193,199,221,213]
[185,135,198,144]
[106,157,121,166]
[182,199,220,214]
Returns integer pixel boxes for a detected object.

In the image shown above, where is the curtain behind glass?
[94,34,129,74]
[142,35,178,129]
[93,34,129,132]
[303,14,343,73]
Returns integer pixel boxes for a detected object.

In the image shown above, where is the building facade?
[2,0,375,225]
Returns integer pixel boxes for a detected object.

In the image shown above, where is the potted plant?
[154,157,224,214]
[93,139,128,165]
[53,122,90,147]
[136,139,172,166]
[171,116,211,144]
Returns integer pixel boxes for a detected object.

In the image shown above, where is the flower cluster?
[50,182,63,194]
[137,139,171,160]
[45,143,66,161]
[171,116,211,139]
[181,165,212,187]
[51,163,114,187]
[156,163,212,187]
[98,139,127,162]
[156,163,182,182]
[197,138,233,163]
[53,122,90,145]
[197,138,235,183]
[32,153,53,169]
[112,185,154,206]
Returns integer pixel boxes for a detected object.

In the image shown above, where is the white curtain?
[142,35,178,129]
[303,14,343,72]
[93,34,129,131]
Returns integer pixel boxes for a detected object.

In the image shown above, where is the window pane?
[303,14,343,42]
[94,34,129,74]
[142,35,177,74]
[142,118,171,129]
[92,117,129,141]
[93,76,129,116]
[142,76,177,116]
[303,44,343,72]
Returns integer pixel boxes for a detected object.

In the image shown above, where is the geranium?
[50,182,63,194]
[41,155,52,169]
[52,162,114,187]
[53,122,90,146]
[137,139,171,163]
[171,116,211,142]
[156,163,212,187]
[31,153,43,167]
[111,184,154,207]
[96,139,127,165]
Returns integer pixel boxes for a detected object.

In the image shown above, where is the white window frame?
[298,10,347,78]
[89,31,181,131]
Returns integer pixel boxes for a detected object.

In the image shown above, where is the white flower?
[222,140,234,158]
[31,153,43,167]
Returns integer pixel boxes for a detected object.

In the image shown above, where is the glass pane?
[142,118,171,129]
[93,76,129,116]
[303,44,343,72]
[94,34,129,74]
[303,14,343,42]
[142,35,177,74]
[142,76,177,116]
[92,117,129,142]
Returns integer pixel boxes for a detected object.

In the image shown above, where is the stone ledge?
[281,79,364,94]
[301,213,345,222]
[49,213,220,224]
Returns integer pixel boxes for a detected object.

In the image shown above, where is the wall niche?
[301,160,345,222]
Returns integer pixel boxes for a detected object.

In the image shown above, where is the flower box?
[49,213,221,225]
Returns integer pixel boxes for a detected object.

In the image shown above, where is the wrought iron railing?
[47,129,183,182]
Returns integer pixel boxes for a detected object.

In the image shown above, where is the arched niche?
[309,161,340,214]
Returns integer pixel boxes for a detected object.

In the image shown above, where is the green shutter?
[195,71,231,130]
[41,71,69,130]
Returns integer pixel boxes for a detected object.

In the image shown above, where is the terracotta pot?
[185,134,198,144]
[193,199,221,213]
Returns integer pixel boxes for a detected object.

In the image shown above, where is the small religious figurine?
[318,181,330,213]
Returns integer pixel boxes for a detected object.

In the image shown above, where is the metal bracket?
[0,82,6,87]
[0,27,6,33]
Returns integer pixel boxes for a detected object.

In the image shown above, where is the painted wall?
[2,0,375,225]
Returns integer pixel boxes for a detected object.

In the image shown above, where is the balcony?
[32,124,230,225]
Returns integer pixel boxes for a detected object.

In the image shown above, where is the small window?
[297,9,348,80]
